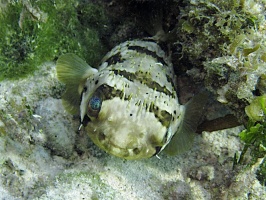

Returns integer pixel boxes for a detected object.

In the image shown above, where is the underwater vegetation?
[0,0,109,81]
[234,95,266,186]
[174,0,266,123]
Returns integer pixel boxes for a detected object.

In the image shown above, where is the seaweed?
[234,95,266,186]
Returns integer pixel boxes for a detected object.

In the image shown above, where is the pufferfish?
[56,39,207,160]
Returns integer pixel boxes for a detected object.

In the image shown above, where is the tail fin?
[164,91,209,155]
[56,53,98,114]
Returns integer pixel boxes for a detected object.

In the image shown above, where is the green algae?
[0,0,108,81]
[0,2,35,80]
[234,95,266,186]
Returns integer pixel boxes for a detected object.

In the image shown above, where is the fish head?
[80,84,169,160]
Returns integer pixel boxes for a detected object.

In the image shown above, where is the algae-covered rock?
[173,0,266,123]
[0,0,109,80]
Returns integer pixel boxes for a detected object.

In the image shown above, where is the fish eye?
[87,95,102,117]
[89,96,101,110]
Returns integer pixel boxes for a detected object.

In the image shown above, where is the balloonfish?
[56,39,207,160]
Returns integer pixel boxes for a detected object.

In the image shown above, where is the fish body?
[56,39,206,160]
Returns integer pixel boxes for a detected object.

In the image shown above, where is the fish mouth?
[102,140,137,158]
[99,139,153,160]
[88,129,155,159]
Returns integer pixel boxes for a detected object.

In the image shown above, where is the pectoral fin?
[164,91,209,155]
[56,53,98,114]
